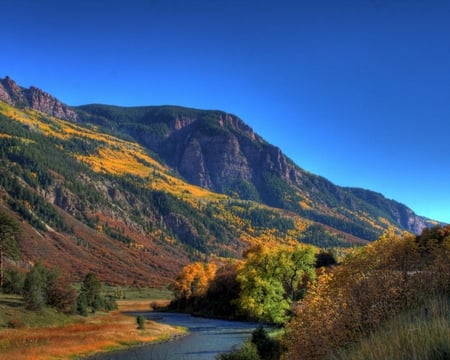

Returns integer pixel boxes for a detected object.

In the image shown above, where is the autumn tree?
[47,273,77,313]
[282,229,449,360]
[22,262,76,312]
[172,261,217,300]
[236,244,316,324]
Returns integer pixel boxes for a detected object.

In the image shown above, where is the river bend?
[88,312,260,360]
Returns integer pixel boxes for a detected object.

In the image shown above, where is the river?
[87,312,261,360]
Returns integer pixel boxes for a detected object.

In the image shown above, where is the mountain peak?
[0,76,77,121]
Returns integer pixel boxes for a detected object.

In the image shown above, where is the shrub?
[7,318,25,329]
[76,272,116,314]
[2,268,25,294]
[136,315,145,330]
[46,275,77,313]
[217,341,260,360]
[251,326,282,360]
[282,229,450,360]
[332,296,450,360]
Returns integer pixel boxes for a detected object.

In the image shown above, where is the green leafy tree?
[236,244,316,324]
[0,211,22,289]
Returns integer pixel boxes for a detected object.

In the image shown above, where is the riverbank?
[0,297,185,360]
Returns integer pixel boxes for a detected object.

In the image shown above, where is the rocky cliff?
[76,104,437,239]
[0,76,77,121]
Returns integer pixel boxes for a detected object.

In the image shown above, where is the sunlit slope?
[0,101,224,201]
[1,100,363,285]
[77,104,438,241]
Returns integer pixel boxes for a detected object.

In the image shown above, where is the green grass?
[70,284,174,300]
[102,286,174,300]
[0,293,76,329]
[331,295,450,360]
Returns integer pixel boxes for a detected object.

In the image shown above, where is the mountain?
[0,76,77,121]
[0,76,438,285]
[74,104,434,238]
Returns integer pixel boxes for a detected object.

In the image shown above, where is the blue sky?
[1,0,449,223]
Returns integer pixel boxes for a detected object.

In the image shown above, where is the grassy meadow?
[0,290,183,360]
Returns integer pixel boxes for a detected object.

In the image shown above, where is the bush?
[46,275,77,313]
[332,296,450,360]
[282,229,450,360]
[7,318,25,329]
[76,272,116,315]
[2,268,25,294]
[136,315,145,330]
[217,341,260,360]
[251,326,282,360]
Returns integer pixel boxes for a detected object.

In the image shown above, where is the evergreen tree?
[23,262,48,310]
[76,272,116,314]
[0,211,22,290]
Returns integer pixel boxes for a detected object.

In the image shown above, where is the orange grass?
[116,299,171,312]
[0,311,185,360]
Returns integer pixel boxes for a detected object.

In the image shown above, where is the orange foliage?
[172,262,217,299]
[0,311,184,360]
[282,229,450,360]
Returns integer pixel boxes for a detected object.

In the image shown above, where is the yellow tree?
[173,261,217,299]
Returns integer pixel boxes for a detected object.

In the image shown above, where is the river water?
[87,312,260,360]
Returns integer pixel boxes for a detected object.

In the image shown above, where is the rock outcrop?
[76,103,436,238]
[0,76,77,121]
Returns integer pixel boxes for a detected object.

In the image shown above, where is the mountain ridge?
[74,103,434,237]
[0,76,440,285]
[0,76,437,237]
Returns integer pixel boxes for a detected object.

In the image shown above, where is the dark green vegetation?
[2,262,116,316]
[218,326,282,360]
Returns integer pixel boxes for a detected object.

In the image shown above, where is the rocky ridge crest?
[0,76,77,121]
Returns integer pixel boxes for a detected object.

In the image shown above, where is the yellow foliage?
[172,262,217,299]
[282,229,450,360]
[0,101,227,202]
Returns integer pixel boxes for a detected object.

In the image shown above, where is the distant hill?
[0,76,438,286]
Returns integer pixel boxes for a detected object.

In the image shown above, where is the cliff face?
[0,76,77,121]
[76,104,436,238]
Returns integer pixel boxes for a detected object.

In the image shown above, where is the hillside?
[0,76,439,285]
[74,103,436,238]
[0,95,314,286]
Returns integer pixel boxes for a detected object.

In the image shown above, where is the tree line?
[169,244,322,325]
[170,225,449,360]
[2,263,116,315]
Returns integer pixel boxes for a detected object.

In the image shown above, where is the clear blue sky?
[1,0,449,223]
